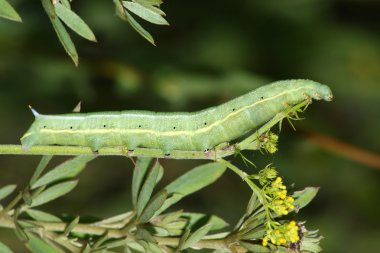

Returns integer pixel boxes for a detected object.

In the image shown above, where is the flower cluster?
[262,221,300,246]
[267,177,295,216]
[261,132,278,154]
[257,164,278,185]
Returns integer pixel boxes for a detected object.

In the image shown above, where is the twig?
[302,130,380,170]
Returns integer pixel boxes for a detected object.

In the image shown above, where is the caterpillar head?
[319,84,333,101]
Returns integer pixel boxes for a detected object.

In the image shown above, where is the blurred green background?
[1,0,380,252]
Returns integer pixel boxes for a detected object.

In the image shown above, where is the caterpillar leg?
[88,139,103,152]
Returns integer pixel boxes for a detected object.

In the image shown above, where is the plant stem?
[217,159,274,231]
[0,216,247,252]
[0,101,308,159]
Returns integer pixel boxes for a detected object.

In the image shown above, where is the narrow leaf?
[135,0,165,15]
[42,0,80,67]
[135,227,156,243]
[22,188,33,206]
[123,1,168,25]
[64,216,79,236]
[155,193,182,215]
[158,210,183,226]
[30,155,53,186]
[240,226,266,240]
[32,156,94,189]
[157,163,226,214]
[15,222,28,242]
[125,10,155,45]
[132,157,152,207]
[136,160,160,216]
[41,0,56,18]
[180,223,212,250]
[0,241,13,253]
[55,3,97,41]
[293,187,319,211]
[0,184,17,201]
[246,192,259,216]
[156,164,164,184]
[26,233,64,253]
[115,0,127,20]
[26,209,62,222]
[139,189,167,223]
[31,180,78,207]
[60,0,71,9]
[181,213,229,231]
[0,0,22,22]
[177,228,190,251]
[93,231,108,249]
[212,250,230,253]
[239,242,270,253]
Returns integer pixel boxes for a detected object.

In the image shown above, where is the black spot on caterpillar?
[20,80,333,154]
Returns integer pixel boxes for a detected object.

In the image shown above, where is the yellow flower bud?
[278,238,287,245]
[262,237,268,246]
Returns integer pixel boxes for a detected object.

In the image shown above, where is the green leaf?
[136,160,160,216]
[180,223,212,250]
[93,231,108,249]
[246,192,259,216]
[41,0,56,18]
[30,155,53,186]
[51,17,79,66]
[156,164,164,184]
[123,1,168,25]
[0,0,21,22]
[138,189,167,223]
[26,209,62,222]
[177,228,190,251]
[41,0,78,65]
[15,221,28,242]
[135,0,163,7]
[55,3,97,42]
[22,188,33,206]
[135,227,156,243]
[239,242,270,253]
[25,233,64,253]
[125,10,155,45]
[31,180,78,207]
[134,0,165,16]
[31,156,94,189]
[212,250,230,253]
[115,0,127,20]
[0,241,13,253]
[81,244,91,253]
[181,213,229,232]
[240,226,266,240]
[155,193,182,215]
[158,210,183,226]
[157,162,226,214]
[60,0,71,9]
[274,246,288,253]
[132,157,152,207]
[293,187,319,211]
[0,184,16,201]
[64,216,79,236]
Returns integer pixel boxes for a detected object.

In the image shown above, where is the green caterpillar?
[21,79,332,155]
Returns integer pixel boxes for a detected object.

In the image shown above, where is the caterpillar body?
[21,80,333,155]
